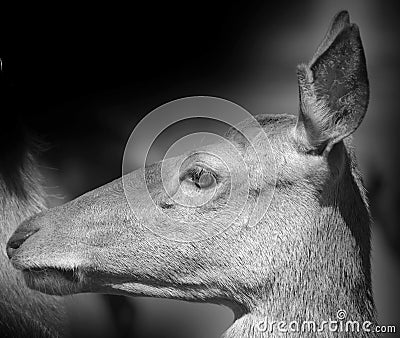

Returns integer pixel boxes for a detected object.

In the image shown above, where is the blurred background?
[1,0,400,337]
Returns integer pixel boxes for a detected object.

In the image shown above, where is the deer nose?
[6,228,39,259]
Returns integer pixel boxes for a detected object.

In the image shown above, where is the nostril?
[6,229,40,259]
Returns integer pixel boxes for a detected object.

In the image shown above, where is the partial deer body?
[7,11,376,337]
[0,123,67,337]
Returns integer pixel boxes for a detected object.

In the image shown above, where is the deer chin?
[21,266,85,295]
[102,280,219,303]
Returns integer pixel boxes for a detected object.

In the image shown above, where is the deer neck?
[223,154,375,337]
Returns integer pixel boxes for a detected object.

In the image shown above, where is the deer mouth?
[22,266,83,295]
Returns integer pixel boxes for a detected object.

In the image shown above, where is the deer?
[6,11,377,337]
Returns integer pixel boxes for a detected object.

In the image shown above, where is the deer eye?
[185,167,217,189]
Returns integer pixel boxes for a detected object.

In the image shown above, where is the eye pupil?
[197,172,215,188]
[187,168,216,189]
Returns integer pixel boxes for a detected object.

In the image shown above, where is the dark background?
[2,1,400,337]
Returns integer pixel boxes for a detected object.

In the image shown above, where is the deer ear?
[296,11,369,154]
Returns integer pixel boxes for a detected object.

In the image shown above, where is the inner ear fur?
[296,10,369,155]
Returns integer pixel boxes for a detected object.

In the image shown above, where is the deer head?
[7,11,376,337]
